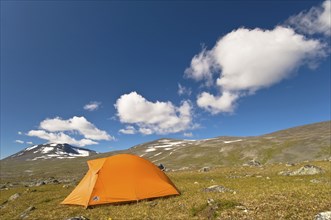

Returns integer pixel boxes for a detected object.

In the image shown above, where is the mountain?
[119,120,330,168]
[0,121,329,180]
[3,143,97,161]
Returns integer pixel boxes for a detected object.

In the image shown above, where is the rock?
[199,167,210,172]
[194,182,199,184]
[19,206,35,219]
[279,165,324,176]
[8,193,20,201]
[203,185,235,193]
[66,216,90,220]
[148,201,158,207]
[310,179,321,183]
[158,164,166,171]
[286,163,295,167]
[243,159,261,167]
[207,198,215,206]
[315,211,331,220]
[35,181,45,186]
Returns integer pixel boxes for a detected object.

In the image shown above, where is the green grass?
[1,161,330,219]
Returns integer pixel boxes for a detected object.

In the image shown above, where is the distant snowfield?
[20,143,93,161]
[223,139,242,144]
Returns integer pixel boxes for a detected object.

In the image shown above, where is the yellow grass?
[0,161,330,219]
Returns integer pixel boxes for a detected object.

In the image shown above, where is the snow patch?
[73,149,90,157]
[25,145,39,151]
[145,148,156,152]
[41,147,54,153]
[223,139,242,144]
[50,143,58,147]
[153,152,162,157]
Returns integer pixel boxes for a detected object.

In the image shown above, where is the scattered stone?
[199,167,210,172]
[243,159,261,167]
[207,198,215,206]
[35,181,45,186]
[266,177,270,180]
[236,205,248,212]
[315,211,331,220]
[178,167,189,171]
[310,179,322,183]
[210,179,215,183]
[8,193,20,201]
[286,163,295,167]
[255,175,262,178]
[194,182,199,184]
[66,216,90,220]
[148,201,158,207]
[203,185,235,193]
[19,206,35,219]
[158,164,165,171]
[279,165,324,176]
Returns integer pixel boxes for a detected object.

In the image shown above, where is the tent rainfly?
[61,154,180,207]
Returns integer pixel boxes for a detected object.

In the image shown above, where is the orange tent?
[61,154,180,207]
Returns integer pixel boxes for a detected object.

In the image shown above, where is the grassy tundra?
[1,160,330,220]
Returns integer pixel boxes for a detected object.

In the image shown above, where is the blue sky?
[1,1,330,159]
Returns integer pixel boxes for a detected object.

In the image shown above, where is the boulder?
[199,167,210,172]
[315,211,331,220]
[203,185,235,193]
[279,165,324,176]
[66,216,90,220]
[8,193,20,201]
[243,160,261,167]
[19,206,35,219]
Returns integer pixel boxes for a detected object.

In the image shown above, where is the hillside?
[1,121,330,181]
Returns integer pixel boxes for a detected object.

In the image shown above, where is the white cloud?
[18,131,23,135]
[84,101,101,111]
[27,130,98,147]
[15,140,24,144]
[187,26,326,114]
[119,126,136,134]
[40,116,113,140]
[115,92,193,135]
[27,116,114,147]
[197,91,239,114]
[26,141,33,145]
[287,0,331,36]
[184,48,215,86]
[178,83,192,96]
[183,132,193,137]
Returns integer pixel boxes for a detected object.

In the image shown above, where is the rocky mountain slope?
[1,121,330,180]
[102,120,331,168]
[3,143,97,161]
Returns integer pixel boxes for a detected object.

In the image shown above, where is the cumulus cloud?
[115,92,193,135]
[15,140,24,144]
[186,26,326,114]
[27,130,98,146]
[119,126,136,134]
[178,83,192,96]
[184,48,215,86]
[287,0,331,36]
[27,116,113,147]
[84,101,101,111]
[26,141,33,145]
[18,131,23,135]
[39,116,113,140]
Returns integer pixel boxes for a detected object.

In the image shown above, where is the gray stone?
[19,206,35,219]
[243,159,261,167]
[315,211,331,220]
[203,185,235,193]
[8,193,20,201]
[199,167,210,172]
[66,216,90,220]
[279,165,324,176]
